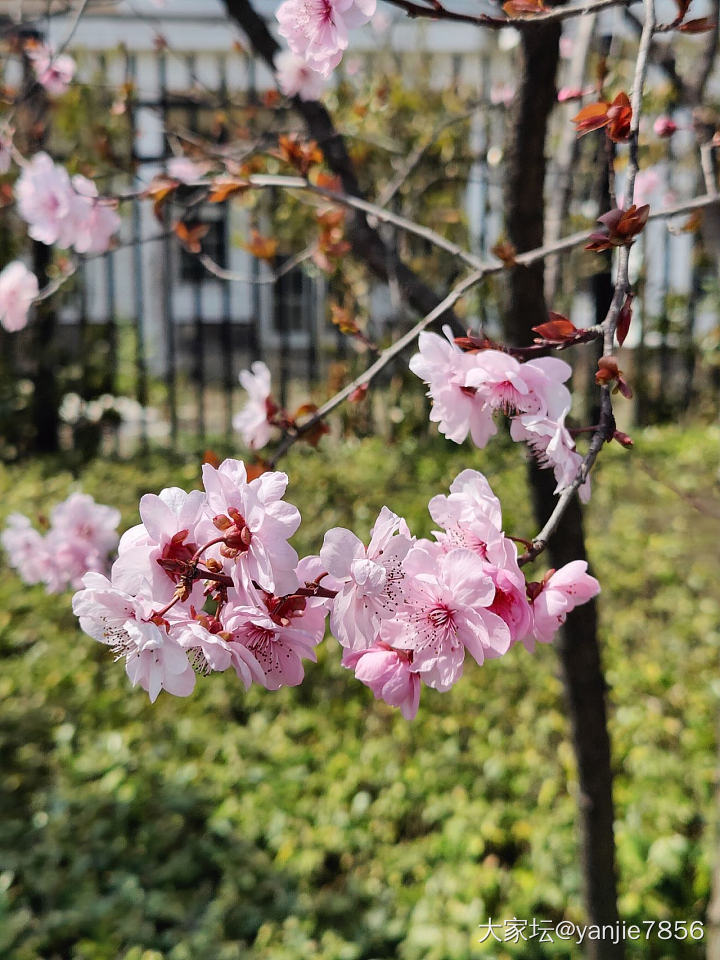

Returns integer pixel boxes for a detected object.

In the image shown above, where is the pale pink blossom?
[69,175,122,254]
[510,411,591,502]
[0,260,38,332]
[171,609,266,687]
[275,49,329,100]
[28,45,76,96]
[167,156,210,184]
[72,572,196,701]
[233,361,275,450]
[113,486,206,603]
[16,152,74,246]
[381,544,511,691]
[321,506,412,650]
[409,328,497,447]
[276,0,376,77]
[16,153,120,253]
[557,86,583,103]
[200,459,300,595]
[465,351,572,417]
[527,561,600,648]
[343,643,421,719]
[224,584,325,689]
[48,493,121,589]
[1,513,53,585]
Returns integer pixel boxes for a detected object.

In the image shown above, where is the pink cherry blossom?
[465,351,572,417]
[321,506,412,650]
[510,412,591,503]
[200,459,300,595]
[47,493,121,589]
[275,49,329,100]
[72,572,196,701]
[16,153,74,246]
[223,584,325,689]
[0,260,38,332]
[409,328,497,447]
[233,361,275,450]
[69,174,122,255]
[113,486,206,602]
[16,153,120,253]
[167,156,211,184]
[171,608,266,687]
[28,45,76,96]
[381,544,511,691]
[1,513,53,586]
[276,0,376,77]
[527,560,600,648]
[343,643,421,719]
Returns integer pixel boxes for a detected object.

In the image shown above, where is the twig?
[519,0,656,566]
[382,0,637,28]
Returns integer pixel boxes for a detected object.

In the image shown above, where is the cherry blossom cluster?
[16,152,121,254]
[1,493,120,594]
[275,0,376,83]
[409,327,591,502]
[68,458,598,715]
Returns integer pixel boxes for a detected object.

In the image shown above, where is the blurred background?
[1,2,719,958]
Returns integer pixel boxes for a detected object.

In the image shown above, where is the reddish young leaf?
[242,230,278,261]
[532,313,578,343]
[349,383,369,403]
[572,101,611,136]
[502,0,547,17]
[174,221,210,254]
[677,16,716,30]
[207,177,250,203]
[606,92,632,143]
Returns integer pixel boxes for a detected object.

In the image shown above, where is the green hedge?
[0,424,718,959]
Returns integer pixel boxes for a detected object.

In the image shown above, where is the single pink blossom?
[510,411,591,502]
[47,493,121,590]
[72,572,196,701]
[409,328,497,447]
[527,560,600,648]
[233,361,275,450]
[465,351,571,417]
[167,156,210,184]
[276,0,376,77]
[343,643,421,719]
[113,486,206,603]
[28,45,76,96]
[321,506,412,650]
[275,49,329,100]
[381,544,511,691]
[224,584,325,689]
[1,513,54,586]
[0,260,38,332]
[200,459,300,595]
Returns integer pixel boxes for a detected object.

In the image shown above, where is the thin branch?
[382,0,636,28]
[520,0,656,566]
[269,187,714,470]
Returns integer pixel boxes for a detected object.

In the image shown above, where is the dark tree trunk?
[503,27,623,959]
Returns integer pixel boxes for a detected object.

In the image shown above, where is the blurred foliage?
[0,423,719,959]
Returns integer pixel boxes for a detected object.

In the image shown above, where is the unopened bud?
[205,557,222,572]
